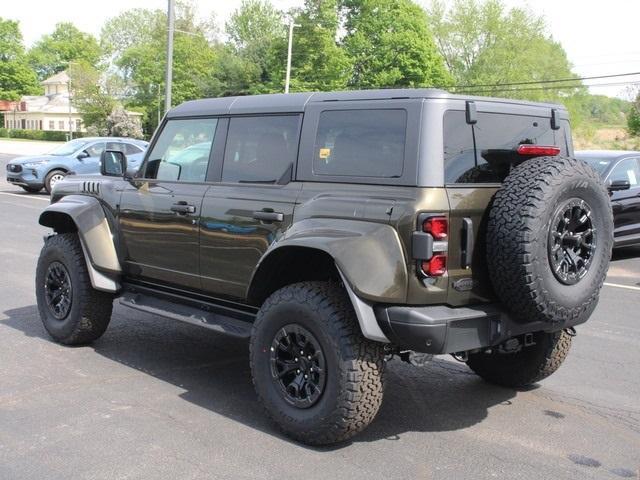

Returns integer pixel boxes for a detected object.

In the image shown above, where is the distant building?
[2,71,142,133]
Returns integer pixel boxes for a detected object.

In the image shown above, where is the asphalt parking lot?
[0,152,639,480]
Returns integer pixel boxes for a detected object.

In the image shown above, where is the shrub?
[0,129,88,141]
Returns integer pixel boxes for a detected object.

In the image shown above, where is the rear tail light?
[422,216,448,240]
[516,145,561,157]
[421,254,447,277]
[416,215,448,278]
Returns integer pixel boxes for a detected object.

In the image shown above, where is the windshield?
[579,156,612,176]
[49,139,92,156]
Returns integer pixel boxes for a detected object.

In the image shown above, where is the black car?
[577,150,640,247]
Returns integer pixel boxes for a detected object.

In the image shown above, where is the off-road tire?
[44,169,66,194]
[466,330,572,388]
[249,281,385,445]
[21,186,42,193]
[36,233,113,345]
[487,156,613,326]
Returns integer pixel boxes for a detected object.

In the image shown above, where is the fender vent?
[82,181,100,195]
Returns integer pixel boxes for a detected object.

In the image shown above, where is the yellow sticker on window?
[319,148,331,159]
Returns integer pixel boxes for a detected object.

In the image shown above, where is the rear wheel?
[36,233,113,345]
[466,330,572,388]
[249,281,385,445]
[44,169,66,194]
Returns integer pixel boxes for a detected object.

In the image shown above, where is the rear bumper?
[375,303,585,354]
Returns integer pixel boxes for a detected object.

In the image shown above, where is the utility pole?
[68,77,73,140]
[164,0,175,113]
[284,19,300,94]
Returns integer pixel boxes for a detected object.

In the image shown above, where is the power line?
[457,80,640,95]
[449,71,640,90]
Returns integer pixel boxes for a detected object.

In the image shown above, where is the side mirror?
[608,179,631,193]
[100,150,128,177]
[77,151,89,160]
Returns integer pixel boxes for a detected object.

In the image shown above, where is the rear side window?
[222,115,300,184]
[444,111,563,184]
[124,143,142,155]
[313,109,406,178]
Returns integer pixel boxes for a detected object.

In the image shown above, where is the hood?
[9,154,55,165]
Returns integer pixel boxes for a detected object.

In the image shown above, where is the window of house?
[76,119,81,131]
[222,115,300,184]
[313,109,406,178]
[144,118,218,182]
[58,120,65,130]
[49,120,54,130]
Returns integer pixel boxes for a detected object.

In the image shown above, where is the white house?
[3,71,142,133]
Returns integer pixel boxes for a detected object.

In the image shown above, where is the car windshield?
[49,139,91,156]
[579,156,612,175]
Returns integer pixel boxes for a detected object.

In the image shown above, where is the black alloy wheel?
[548,198,597,285]
[44,261,73,319]
[270,324,327,408]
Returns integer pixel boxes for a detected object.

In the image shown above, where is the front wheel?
[466,330,572,388]
[249,281,385,445]
[36,233,113,345]
[44,169,66,194]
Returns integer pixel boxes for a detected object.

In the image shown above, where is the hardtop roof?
[167,88,568,118]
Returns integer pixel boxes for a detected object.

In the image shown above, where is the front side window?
[608,158,640,187]
[222,115,300,184]
[144,118,218,182]
[313,109,406,178]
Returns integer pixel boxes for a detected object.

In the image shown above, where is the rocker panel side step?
[120,290,254,339]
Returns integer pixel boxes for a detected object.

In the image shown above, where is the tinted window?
[444,111,560,184]
[313,109,406,178]
[86,142,106,157]
[222,115,299,184]
[144,118,218,182]
[106,141,124,152]
[124,143,142,155]
[608,158,640,187]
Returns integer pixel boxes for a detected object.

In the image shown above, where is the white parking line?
[603,282,640,292]
[0,191,50,202]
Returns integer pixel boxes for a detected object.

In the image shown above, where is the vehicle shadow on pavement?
[2,304,517,450]
[611,246,640,261]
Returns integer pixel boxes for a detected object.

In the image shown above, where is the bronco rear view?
[35,89,613,445]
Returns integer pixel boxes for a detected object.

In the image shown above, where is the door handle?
[252,210,284,222]
[171,202,196,214]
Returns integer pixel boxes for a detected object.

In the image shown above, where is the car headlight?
[22,161,47,168]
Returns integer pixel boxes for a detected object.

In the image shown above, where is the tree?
[428,0,578,101]
[342,0,451,89]
[0,18,39,100]
[628,93,640,137]
[106,107,143,139]
[282,0,351,92]
[223,0,286,95]
[68,61,119,133]
[108,2,218,133]
[28,23,101,80]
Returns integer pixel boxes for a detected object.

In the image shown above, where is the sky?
[3,0,640,98]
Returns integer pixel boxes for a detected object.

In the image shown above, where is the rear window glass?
[313,109,406,178]
[444,110,565,184]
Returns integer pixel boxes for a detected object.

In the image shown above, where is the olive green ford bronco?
[36,89,614,445]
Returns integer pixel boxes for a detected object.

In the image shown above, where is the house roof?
[41,71,70,85]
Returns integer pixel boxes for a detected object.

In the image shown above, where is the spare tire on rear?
[487,156,613,326]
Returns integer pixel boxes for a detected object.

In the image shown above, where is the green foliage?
[628,95,640,137]
[342,0,451,89]
[0,18,39,100]
[0,128,85,141]
[68,61,119,133]
[281,0,351,92]
[222,0,286,95]
[428,0,578,102]
[28,23,101,81]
